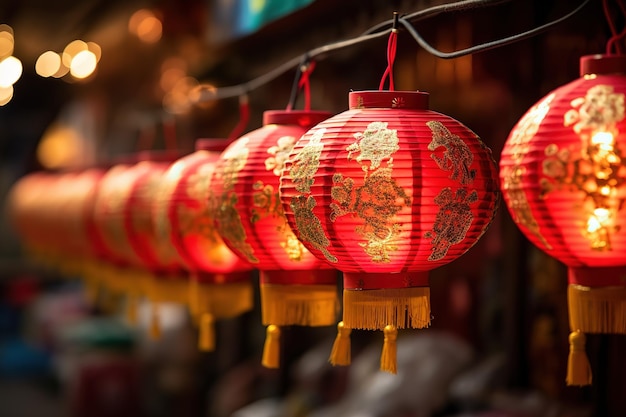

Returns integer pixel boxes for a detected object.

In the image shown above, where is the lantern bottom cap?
[568,284,626,334]
[342,287,431,331]
[260,284,339,327]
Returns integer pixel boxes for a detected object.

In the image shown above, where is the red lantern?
[7,172,57,266]
[280,91,500,373]
[210,110,338,368]
[500,54,626,386]
[154,139,254,351]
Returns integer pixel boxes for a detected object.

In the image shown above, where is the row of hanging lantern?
[7,21,626,385]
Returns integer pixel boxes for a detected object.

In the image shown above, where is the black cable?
[193,0,588,102]
[399,0,592,59]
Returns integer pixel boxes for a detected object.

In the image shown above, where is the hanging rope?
[192,0,591,103]
[379,13,399,92]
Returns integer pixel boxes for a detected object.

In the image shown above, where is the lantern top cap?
[348,90,429,110]
[195,138,231,152]
[263,110,332,128]
[580,54,626,77]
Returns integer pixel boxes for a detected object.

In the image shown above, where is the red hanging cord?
[298,61,316,111]
[379,28,398,91]
[604,0,626,54]
[163,117,177,150]
[286,60,316,111]
[228,94,250,141]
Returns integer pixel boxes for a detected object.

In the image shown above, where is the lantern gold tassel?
[261,284,338,327]
[566,330,592,386]
[343,287,431,330]
[262,325,280,368]
[150,304,161,340]
[198,313,215,352]
[329,321,351,366]
[380,325,397,374]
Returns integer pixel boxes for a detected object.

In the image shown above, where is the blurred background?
[0,0,624,416]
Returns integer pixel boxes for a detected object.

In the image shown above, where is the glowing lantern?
[500,54,626,386]
[154,139,254,351]
[210,110,338,368]
[280,90,500,373]
[7,172,57,266]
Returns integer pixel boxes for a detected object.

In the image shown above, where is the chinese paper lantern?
[279,90,500,373]
[7,172,56,267]
[123,152,189,335]
[500,54,626,386]
[154,139,254,351]
[210,110,338,368]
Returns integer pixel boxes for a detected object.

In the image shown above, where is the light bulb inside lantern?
[591,131,615,151]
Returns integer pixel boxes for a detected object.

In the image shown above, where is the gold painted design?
[347,121,399,170]
[180,164,218,243]
[211,138,258,263]
[542,85,626,250]
[265,136,296,176]
[331,122,410,263]
[250,136,307,261]
[391,97,405,108]
[501,94,554,249]
[210,190,258,263]
[290,128,325,193]
[286,129,335,262]
[427,121,476,185]
[354,96,364,109]
[425,187,478,261]
[290,195,337,263]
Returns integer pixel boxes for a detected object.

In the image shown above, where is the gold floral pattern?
[425,188,477,261]
[211,138,258,263]
[290,128,325,193]
[331,122,410,263]
[346,122,399,170]
[290,195,337,263]
[427,121,475,185]
[502,94,553,249]
[210,190,258,263]
[265,136,296,176]
[541,85,626,250]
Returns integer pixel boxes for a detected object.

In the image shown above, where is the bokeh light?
[129,9,162,43]
[35,51,62,78]
[70,50,97,79]
[0,56,22,87]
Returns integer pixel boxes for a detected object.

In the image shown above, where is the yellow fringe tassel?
[380,325,398,374]
[261,325,280,369]
[568,284,626,334]
[329,321,351,366]
[566,330,592,386]
[343,287,431,330]
[260,284,338,327]
[150,305,161,340]
[126,296,139,325]
[190,280,254,320]
[198,313,215,352]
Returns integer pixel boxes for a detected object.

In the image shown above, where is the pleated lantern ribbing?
[209,110,338,368]
[500,54,626,386]
[154,139,254,351]
[279,91,500,373]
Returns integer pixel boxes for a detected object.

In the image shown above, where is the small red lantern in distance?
[280,91,500,373]
[210,110,338,368]
[500,54,626,386]
[155,139,254,351]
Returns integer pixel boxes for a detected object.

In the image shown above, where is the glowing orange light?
[36,51,62,78]
[70,50,97,79]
